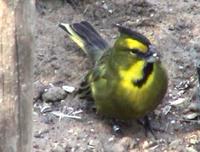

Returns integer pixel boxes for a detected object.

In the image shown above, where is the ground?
[32,0,200,151]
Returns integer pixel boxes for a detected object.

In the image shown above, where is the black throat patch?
[132,63,154,87]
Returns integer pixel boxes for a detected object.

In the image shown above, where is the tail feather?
[72,22,108,50]
[59,21,109,62]
[81,21,102,37]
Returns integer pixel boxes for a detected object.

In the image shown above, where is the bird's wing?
[76,64,107,101]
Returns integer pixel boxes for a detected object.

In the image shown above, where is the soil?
[33,0,200,151]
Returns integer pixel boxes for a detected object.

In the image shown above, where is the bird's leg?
[137,116,157,139]
[143,116,156,139]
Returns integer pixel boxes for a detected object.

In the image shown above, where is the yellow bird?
[59,21,168,132]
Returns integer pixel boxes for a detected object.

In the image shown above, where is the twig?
[51,111,82,120]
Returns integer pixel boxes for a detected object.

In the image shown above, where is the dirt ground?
[32,0,200,151]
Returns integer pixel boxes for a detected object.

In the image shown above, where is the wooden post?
[0,0,34,151]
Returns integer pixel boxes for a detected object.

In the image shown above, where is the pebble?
[51,144,65,152]
[34,129,49,138]
[184,113,199,120]
[186,147,198,152]
[170,120,176,124]
[33,144,39,149]
[68,129,74,134]
[188,103,200,113]
[112,137,137,152]
[142,141,149,149]
[108,136,115,142]
[170,98,186,106]
[190,138,198,145]
[62,85,75,93]
[88,139,102,150]
[178,65,184,70]
[42,86,67,102]
[168,25,175,31]
[169,139,182,149]
[143,140,157,149]
[162,105,172,115]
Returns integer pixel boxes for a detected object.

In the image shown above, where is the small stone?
[188,103,200,113]
[190,138,198,145]
[170,120,176,124]
[108,136,115,142]
[88,140,95,149]
[136,19,140,23]
[51,144,65,152]
[162,105,172,115]
[102,3,108,10]
[150,13,154,17]
[88,139,102,150]
[143,140,157,149]
[170,98,186,106]
[62,85,75,93]
[178,66,184,70]
[143,141,149,149]
[108,9,113,13]
[169,139,182,149]
[186,147,198,152]
[68,129,74,133]
[34,133,44,138]
[34,129,49,138]
[42,86,67,102]
[184,113,199,120]
[33,144,39,149]
[112,137,137,151]
[168,25,175,31]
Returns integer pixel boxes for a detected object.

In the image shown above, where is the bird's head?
[113,25,160,65]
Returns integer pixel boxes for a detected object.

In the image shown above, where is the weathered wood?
[0,0,34,151]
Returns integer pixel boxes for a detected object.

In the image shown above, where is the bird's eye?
[129,48,140,56]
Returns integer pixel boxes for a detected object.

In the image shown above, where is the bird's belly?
[92,65,167,120]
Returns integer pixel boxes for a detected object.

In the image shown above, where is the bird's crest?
[115,24,151,47]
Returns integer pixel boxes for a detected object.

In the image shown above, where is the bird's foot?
[110,119,123,135]
[137,116,157,139]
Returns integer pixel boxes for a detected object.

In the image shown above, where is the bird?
[59,21,168,135]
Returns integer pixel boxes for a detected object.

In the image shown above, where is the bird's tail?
[59,21,109,62]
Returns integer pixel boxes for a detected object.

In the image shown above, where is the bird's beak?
[146,45,160,63]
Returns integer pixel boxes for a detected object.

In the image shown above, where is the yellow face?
[113,35,150,67]
[119,38,148,53]
[112,34,154,86]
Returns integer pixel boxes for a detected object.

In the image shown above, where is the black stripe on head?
[116,25,151,46]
